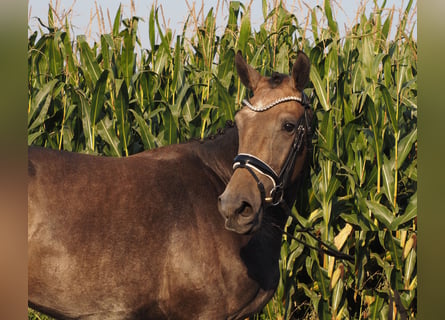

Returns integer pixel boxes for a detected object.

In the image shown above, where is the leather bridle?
[232,92,312,209]
[231,93,354,261]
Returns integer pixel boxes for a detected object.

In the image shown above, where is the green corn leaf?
[100,35,110,70]
[61,32,78,85]
[369,293,385,320]
[227,1,241,31]
[238,12,251,53]
[382,10,393,40]
[170,83,190,126]
[365,94,378,129]
[28,92,52,131]
[129,110,156,150]
[163,109,178,145]
[384,232,403,271]
[47,5,55,30]
[262,0,267,19]
[113,4,121,37]
[121,28,136,86]
[74,89,94,152]
[90,70,109,126]
[324,0,338,35]
[382,155,395,210]
[351,62,365,93]
[383,54,393,88]
[48,32,63,77]
[310,7,319,42]
[326,176,341,205]
[115,80,130,156]
[171,36,182,93]
[331,277,344,313]
[398,0,414,38]
[404,158,417,182]
[28,79,58,127]
[366,200,394,229]
[28,131,44,145]
[181,90,196,124]
[313,258,329,300]
[97,117,121,157]
[276,44,289,74]
[390,191,417,229]
[149,5,155,51]
[380,85,398,132]
[61,121,74,151]
[319,110,335,152]
[364,95,383,183]
[317,299,330,319]
[310,67,330,111]
[78,36,101,86]
[154,47,168,75]
[155,15,172,59]
[298,282,320,305]
[340,211,376,231]
[397,128,417,170]
[138,71,159,109]
[213,75,235,122]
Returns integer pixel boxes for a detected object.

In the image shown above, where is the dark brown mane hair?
[268,72,286,88]
[198,120,236,142]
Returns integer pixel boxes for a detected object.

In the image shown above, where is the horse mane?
[197,120,236,143]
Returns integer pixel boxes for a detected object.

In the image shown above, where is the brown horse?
[28,51,312,319]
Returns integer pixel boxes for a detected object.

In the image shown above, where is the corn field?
[28,0,417,319]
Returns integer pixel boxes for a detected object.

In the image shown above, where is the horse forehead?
[237,100,304,125]
[237,76,303,123]
[255,78,299,104]
[258,75,292,92]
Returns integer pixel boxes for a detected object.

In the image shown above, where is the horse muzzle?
[218,173,264,234]
[218,194,263,234]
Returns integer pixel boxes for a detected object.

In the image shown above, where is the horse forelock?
[267,72,287,88]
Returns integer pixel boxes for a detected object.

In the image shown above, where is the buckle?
[268,185,284,206]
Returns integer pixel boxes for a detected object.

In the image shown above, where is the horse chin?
[224,208,263,235]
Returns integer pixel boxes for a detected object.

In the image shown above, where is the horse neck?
[195,126,288,265]
[193,126,239,185]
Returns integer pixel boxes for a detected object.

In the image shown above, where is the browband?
[242,93,310,112]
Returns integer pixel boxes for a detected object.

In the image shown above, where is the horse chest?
[152,227,280,319]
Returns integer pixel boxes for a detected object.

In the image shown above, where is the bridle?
[233,93,312,209]
[231,93,354,261]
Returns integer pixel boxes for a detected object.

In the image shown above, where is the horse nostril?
[236,201,253,217]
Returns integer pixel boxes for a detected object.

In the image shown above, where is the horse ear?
[235,51,261,91]
[291,51,311,92]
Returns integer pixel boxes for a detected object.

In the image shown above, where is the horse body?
[28,127,282,319]
[28,51,312,319]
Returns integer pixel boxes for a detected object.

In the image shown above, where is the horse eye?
[283,122,295,132]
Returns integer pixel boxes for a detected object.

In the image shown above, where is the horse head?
[218,51,312,234]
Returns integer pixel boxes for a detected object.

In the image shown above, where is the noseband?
[233,93,312,208]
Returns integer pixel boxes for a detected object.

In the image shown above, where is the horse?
[28,51,313,319]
